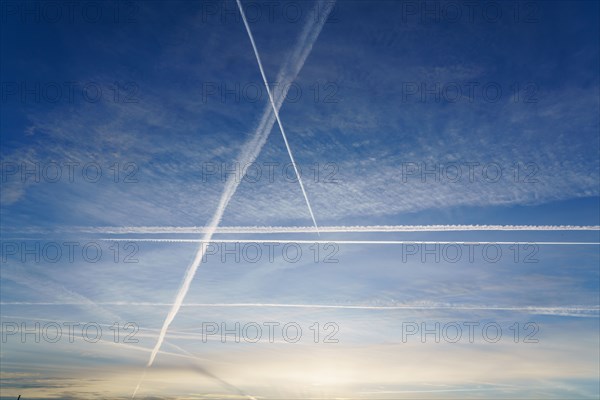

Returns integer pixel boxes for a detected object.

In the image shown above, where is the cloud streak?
[100,238,600,245]
[3,302,598,317]
[10,224,598,234]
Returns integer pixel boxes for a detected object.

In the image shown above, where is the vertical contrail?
[236,0,321,234]
[133,2,334,398]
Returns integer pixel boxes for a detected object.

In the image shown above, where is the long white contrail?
[21,224,600,234]
[4,303,597,317]
[134,3,334,398]
[236,0,320,234]
[102,238,600,245]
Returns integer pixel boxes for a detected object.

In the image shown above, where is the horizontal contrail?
[2,303,597,316]
[10,224,598,234]
[99,238,600,245]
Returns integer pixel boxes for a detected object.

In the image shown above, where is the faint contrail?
[1,265,122,322]
[19,224,600,234]
[360,389,501,394]
[4,303,598,317]
[134,2,334,398]
[169,343,257,400]
[236,0,320,234]
[0,315,223,363]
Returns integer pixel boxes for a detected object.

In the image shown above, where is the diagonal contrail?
[2,265,122,322]
[236,0,321,234]
[133,2,334,398]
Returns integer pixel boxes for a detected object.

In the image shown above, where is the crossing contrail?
[236,0,320,234]
[133,2,334,398]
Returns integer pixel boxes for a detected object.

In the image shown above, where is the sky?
[1,0,599,399]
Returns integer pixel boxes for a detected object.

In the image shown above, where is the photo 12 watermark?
[1,161,139,184]
[198,0,339,25]
[401,321,540,344]
[198,80,340,104]
[199,321,339,344]
[396,1,541,24]
[1,240,140,264]
[1,321,139,344]
[201,241,340,264]
[1,1,139,24]
[201,161,339,184]
[1,81,140,105]
[395,242,539,264]
[400,81,540,103]
[396,161,539,184]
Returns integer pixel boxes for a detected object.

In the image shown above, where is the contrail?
[101,238,600,245]
[1,265,122,322]
[360,389,502,394]
[0,315,223,362]
[2,317,263,397]
[134,2,334,398]
[236,0,320,234]
[16,224,600,234]
[169,343,257,400]
[4,303,598,317]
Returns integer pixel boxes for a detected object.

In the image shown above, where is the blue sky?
[1,0,599,399]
